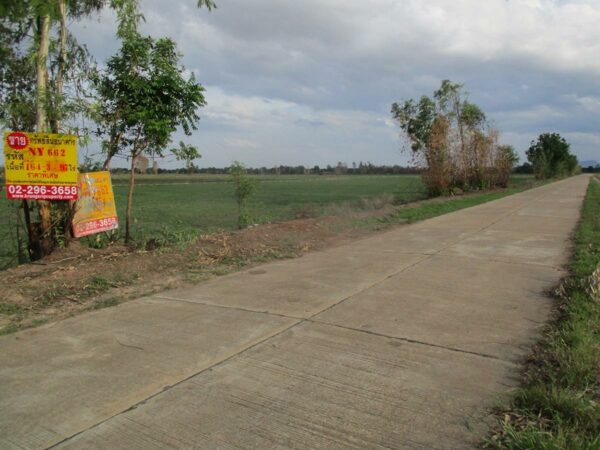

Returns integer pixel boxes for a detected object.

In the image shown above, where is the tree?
[495,145,519,186]
[391,95,436,152]
[95,25,206,243]
[526,133,579,179]
[392,80,514,195]
[229,161,256,229]
[1,0,215,258]
[171,141,201,174]
[1,0,104,259]
[0,15,36,131]
[196,0,216,10]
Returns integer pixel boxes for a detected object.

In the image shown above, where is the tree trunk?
[35,13,54,258]
[51,0,67,133]
[102,128,122,170]
[36,14,50,131]
[22,200,42,260]
[453,97,468,185]
[125,154,138,243]
[102,155,111,171]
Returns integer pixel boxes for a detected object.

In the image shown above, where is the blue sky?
[43,0,600,167]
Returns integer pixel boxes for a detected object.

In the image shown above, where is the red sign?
[5,132,29,150]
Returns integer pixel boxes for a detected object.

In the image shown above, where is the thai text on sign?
[72,171,119,238]
[3,131,78,200]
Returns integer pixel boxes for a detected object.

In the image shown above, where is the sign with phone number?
[72,171,119,238]
[74,217,118,237]
[6,184,78,200]
[3,131,78,200]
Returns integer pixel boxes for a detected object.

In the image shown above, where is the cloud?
[59,0,600,166]
[223,138,259,149]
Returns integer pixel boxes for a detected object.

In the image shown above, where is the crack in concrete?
[308,319,511,362]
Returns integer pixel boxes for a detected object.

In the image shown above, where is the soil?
[0,205,397,334]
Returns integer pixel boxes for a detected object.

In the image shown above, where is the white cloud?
[59,0,600,166]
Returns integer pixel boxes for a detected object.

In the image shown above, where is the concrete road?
[0,175,590,449]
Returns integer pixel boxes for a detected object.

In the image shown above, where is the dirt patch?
[0,206,394,334]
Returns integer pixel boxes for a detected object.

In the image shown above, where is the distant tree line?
[581,165,600,173]
[102,162,424,176]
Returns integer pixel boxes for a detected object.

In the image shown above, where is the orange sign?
[3,131,78,200]
[72,171,119,238]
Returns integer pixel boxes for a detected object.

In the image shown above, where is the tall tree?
[1,0,107,259]
[95,29,206,242]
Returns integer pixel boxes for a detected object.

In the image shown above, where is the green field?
[0,174,535,268]
[111,174,427,233]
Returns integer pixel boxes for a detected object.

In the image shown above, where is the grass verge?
[380,183,540,225]
[486,177,600,449]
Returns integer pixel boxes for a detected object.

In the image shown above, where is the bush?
[229,161,257,229]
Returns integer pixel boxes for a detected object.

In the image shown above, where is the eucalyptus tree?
[1,0,106,259]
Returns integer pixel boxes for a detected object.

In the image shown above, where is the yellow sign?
[72,171,119,238]
[3,131,78,200]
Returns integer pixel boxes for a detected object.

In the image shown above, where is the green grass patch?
[487,177,600,449]
[382,183,537,225]
[0,302,25,316]
[91,297,120,310]
[0,323,18,336]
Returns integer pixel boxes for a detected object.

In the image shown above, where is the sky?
[65,0,600,167]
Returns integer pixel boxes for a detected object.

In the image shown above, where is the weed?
[0,302,25,316]
[0,323,18,336]
[92,297,120,310]
[35,286,74,306]
[291,205,319,219]
[356,193,395,210]
[87,277,112,293]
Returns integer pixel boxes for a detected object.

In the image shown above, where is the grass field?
[111,173,427,234]
[0,173,535,269]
